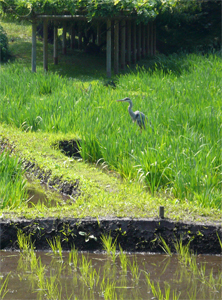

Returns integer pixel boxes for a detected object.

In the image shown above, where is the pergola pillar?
[150,22,154,56]
[120,20,126,70]
[78,23,83,50]
[132,21,137,64]
[97,22,101,45]
[106,19,112,78]
[71,25,75,49]
[53,23,58,64]
[62,23,67,54]
[114,20,119,75]
[31,21,37,72]
[146,23,150,56]
[153,21,156,56]
[43,19,48,71]
[137,23,141,61]
[126,20,131,65]
[142,23,146,58]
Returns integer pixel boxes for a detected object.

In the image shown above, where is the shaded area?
[57,139,82,159]
[0,218,221,254]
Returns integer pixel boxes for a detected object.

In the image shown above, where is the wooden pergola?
[31,15,156,77]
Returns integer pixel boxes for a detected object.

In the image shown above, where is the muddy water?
[0,251,221,300]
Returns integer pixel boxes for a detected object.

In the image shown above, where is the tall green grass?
[0,150,27,208]
[0,53,221,207]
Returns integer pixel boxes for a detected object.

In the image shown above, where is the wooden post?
[43,19,48,72]
[146,23,150,56]
[126,20,131,65]
[150,22,154,56]
[71,25,75,49]
[159,206,164,219]
[120,20,126,70]
[132,21,137,64]
[106,19,112,78]
[62,23,67,54]
[97,22,101,45]
[31,21,37,72]
[114,20,119,75]
[53,23,58,65]
[137,23,141,61]
[142,23,146,58]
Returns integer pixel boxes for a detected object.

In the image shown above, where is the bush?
[0,24,10,62]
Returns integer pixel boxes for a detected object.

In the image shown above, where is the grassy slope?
[1,124,221,223]
[0,19,221,222]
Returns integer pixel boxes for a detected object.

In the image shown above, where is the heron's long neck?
[128,101,136,120]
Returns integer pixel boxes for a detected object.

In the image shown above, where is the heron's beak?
[116,99,124,102]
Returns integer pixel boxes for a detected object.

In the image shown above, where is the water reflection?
[0,251,221,300]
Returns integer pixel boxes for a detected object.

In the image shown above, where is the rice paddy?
[0,231,221,300]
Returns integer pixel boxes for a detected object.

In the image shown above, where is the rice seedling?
[47,236,63,260]
[129,256,141,285]
[12,232,222,300]
[101,232,118,263]
[119,245,128,274]
[0,272,10,299]
[159,235,173,256]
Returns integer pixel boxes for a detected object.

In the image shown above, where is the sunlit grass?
[0,19,221,211]
[0,150,27,209]
[0,53,221,209]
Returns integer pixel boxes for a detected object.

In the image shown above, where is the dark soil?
[0,217,221,254]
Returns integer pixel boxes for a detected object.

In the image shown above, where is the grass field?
[0,19,221,217]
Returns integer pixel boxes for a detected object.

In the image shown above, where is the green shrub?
[0,24,10,62]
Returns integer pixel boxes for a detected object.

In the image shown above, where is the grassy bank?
[0,19,221,219]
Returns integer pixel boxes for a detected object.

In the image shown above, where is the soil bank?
[0,217,221,254]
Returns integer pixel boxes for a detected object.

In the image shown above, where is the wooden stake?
[159,206,164,219]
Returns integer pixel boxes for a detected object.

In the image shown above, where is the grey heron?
[116,97,152,130]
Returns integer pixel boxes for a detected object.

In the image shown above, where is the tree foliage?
[0,0,197,22]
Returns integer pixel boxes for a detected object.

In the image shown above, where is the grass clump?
[0,150,27,209]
